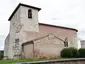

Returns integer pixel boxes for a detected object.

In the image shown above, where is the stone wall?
[20,5,40,43]
[39,24,78,48]
[22,33,64,59]
[22,41,34,59]
[8,7,21,59]
[5,4,40,59]
[34,34,64,59]
[4,34,10,59]
[20,6,39,32]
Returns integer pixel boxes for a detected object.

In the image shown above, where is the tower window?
[15,39,19,44]
[28,9,32,18]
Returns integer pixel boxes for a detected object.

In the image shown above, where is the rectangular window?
[15,39,19,44]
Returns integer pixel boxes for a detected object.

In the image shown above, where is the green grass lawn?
[0,59,35,64]
[0,58,77,64]
[0,59,37,64]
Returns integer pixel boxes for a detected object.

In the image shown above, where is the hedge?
[60,47,78,58]
[78,48,85,58]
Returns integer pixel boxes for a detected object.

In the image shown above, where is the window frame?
[28,9,32,18]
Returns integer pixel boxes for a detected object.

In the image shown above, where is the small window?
[64,37,68,47]
[15,39,19,44]
[28,9,32,18]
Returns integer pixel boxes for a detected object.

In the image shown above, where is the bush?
[78,48,85,58]
[0,51,4,60]
[61,47,78,58]
[61,48,71,58]
[69,47,79,58]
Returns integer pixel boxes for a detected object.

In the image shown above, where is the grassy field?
[0,59,38,64]
[0,58,75,64]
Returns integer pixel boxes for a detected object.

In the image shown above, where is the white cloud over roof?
[0,0,85,49]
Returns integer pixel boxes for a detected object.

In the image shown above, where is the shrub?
[61,48,71,58]
[61,47,78,58]
[69,47,78,58]
[78,48,85,58]
[0,51,4,60]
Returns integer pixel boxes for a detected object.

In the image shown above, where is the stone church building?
[4,3,78,59]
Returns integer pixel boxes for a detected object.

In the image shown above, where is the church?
[4,3,78,59]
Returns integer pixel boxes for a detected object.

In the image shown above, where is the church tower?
[8,3,41,32]
[4,3,41,59]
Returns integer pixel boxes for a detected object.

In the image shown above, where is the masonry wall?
[19,6,40,44]
[8,7,21,59]
[39,24,78,48]
[22,42,34,59]
[34,34,64,59]
[6,5,40,59]
[20,6,39,32]
[4,34,10,58]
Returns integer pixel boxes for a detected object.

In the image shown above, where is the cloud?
[0,35,6,50]
[0,0,85,49]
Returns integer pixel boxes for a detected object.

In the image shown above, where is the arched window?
[64,37,68,47]
[28,9,32,18]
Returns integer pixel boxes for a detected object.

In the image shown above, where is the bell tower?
[8,3,41,32]
[20,3,41,32]
[6,3,41,59]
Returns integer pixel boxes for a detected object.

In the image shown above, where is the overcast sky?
[0,0,85,50]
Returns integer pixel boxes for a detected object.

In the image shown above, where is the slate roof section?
[39,23,78,32]
[8,3,41,21]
